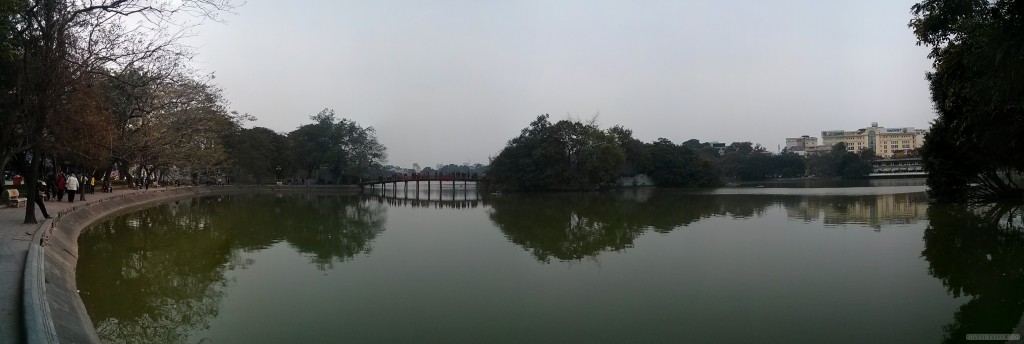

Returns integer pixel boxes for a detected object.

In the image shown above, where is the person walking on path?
[78,174,86,201]
[44,174,55,201]
[56,172,66,202]
[66,173,79,202]
[34,179,51,219]
[90,176,96,194]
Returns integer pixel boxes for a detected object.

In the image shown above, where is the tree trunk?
[0,151,12,200]
[136,163,144,188]
[23,148,42,224]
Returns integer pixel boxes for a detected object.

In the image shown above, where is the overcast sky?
[187,0,935,168]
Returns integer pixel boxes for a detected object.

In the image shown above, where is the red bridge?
[359,173,485,189]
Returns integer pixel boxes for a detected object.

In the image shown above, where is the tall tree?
[644,138,720,187]
[910,0,1024,202]
[608,125,650,177]
[288,109,387,184]
[8,0,235,223]
[0,0,26,197]
[227,127,287,184]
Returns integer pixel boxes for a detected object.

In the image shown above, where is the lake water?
[77,184,1024,343]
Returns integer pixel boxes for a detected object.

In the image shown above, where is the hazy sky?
[188,0,935,168]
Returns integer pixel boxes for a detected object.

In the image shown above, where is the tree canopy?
[910,0,1024,202]
[487,115,625,191]
[645,138,720,187]
[0,0,391,224]
[805,143,873,179]
[283,109,387,184]
[0,0,238,223]
[225,109,386,185]
[487,115,880,192]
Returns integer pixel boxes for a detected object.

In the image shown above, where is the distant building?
[412,163,421,173]
[708,141,727,156]
[820,122,926,158]
[804,145,830,156]
[784,135,818,155]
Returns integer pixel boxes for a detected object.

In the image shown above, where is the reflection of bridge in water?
[371,194,485,210]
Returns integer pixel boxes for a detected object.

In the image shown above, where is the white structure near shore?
[618,174,654,187]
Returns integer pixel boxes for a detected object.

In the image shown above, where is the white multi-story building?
[784,135,818,155]
[820,122,926,158]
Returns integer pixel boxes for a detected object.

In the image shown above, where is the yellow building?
[820,122,926,158]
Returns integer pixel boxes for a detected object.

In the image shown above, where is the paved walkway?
[0,187,158,343]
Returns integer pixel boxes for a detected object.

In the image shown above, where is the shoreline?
[16,185,358,343]
[8,184,1023,342]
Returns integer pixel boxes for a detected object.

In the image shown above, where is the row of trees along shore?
[910,0,1024,203]
[228,109,386,186]
[486,115,874,192]
[0,0,236,224]
[0,0,386,224]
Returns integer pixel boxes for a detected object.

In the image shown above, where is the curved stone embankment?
[23,185,358,343]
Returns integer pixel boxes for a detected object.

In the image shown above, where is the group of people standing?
[26,172,104,220]
[45,172,98,203]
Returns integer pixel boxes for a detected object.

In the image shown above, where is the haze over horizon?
[186,0,935,168]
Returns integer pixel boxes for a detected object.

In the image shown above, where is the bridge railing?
[363,173,482,185]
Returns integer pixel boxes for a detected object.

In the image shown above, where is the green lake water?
[77,184,1024,343]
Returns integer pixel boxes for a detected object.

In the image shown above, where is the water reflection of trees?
[488,193,648,262]
[211,194,387,269]
[922,204,1024,343]
[77,193,386,343]
[487,190,931,263]
[79,199,234,343]
[485,192,778,262]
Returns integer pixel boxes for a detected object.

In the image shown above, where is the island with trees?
[484,114,875,192]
